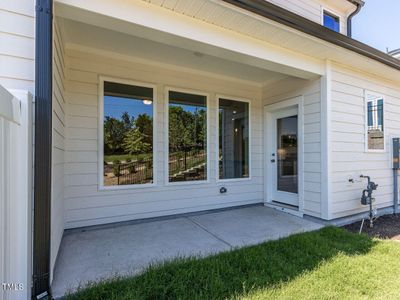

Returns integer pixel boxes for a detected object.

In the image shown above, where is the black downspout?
[347,2,362,37]
[33,0,53,299]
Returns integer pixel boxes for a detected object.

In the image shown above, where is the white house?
[2,0,400,298]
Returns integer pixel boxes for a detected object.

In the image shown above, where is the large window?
[366,92,384,151]
[168,90,207,182]
[218,98,249,180]
[102,80,154,187]
[323,10,340,32]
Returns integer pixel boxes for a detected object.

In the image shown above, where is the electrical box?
[393,138,400,170]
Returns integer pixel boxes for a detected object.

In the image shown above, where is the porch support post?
[320,60,332,220]
[33,0,53,298]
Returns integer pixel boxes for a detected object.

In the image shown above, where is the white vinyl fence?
[0,86,33,300]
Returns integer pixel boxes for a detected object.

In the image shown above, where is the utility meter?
[393,138,400,170]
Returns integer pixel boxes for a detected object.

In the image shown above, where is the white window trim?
[364,90,386,153]
[98,76,158,191]
[164,86,210,186]
[216,94,252,183]
[321,7,342,34]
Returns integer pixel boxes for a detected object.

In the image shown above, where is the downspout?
[347,1,363,37]
[33,0,53,299]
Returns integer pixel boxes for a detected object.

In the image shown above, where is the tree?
[103,116,125,155]
[122,127,152,155]
[135,114,153,146]
[121,111,134,131]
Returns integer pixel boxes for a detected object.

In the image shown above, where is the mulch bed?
[343,213,400,240]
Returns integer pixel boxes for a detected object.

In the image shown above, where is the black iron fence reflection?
[169,147,206,181]
[116,158,153,185]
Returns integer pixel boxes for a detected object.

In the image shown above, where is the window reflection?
[219,99,249,179]
[367,94,384,150]
[168,91,207,182]
[103,81,153,186]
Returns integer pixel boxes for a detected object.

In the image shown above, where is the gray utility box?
[393,138,400,170]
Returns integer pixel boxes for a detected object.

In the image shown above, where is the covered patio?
[48,1,327,298]
[51,205,322,298]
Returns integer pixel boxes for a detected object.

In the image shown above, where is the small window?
[323,10,340,32]
[168,90,207,182]
[218,98,249,180]
[102,81,154,187]
[366,92,384,151]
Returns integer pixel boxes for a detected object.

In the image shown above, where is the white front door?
[270,107,299,207]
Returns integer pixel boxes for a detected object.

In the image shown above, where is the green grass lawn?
[66,227,400,300]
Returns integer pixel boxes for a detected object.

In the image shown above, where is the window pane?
[219,99,249,179]
[323,12,340,32]
[168,91,207,182]
[367,102,373,126]
[103,81,153,186]
[367,94,384,150]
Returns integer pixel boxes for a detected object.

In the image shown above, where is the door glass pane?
[277,116,298,193]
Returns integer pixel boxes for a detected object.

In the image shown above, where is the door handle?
[270,159,276,163]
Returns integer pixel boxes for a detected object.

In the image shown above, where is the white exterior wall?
[63,48,264,228]
[263,77,322,218]
[329,63,400,219]
[265,0,349,34]
[50,22,66,280]
[0,0,35,93]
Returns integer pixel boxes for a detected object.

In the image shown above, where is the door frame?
[264,96,304,214]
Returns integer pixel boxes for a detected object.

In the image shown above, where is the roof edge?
[347,0,365,7]
[222,0,400,72]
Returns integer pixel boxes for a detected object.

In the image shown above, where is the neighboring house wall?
[50,22,66,280]
[63,47,264,228]
[329,63,400,219]
[0,0,35,93]
[263,77,322,218]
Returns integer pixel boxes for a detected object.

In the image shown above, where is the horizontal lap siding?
[64,49,263,228]
[263,77,322,218]
[0,3,35,93]
[51,23,66,280]
[330,64,400,219]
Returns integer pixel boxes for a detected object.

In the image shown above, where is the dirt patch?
[343,214,400,240]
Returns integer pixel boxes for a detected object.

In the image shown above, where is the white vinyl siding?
[0,1,35,93]
[63,48,263,228]
[263,77,322,218]
[330,63,400,219]
[51,22,66,281]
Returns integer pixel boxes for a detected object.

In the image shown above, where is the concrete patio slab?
[51,205,323,298]
[189,206,322,247]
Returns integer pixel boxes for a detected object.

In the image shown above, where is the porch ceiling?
[58,18,288,86]
[55,0,324,81]
[55,0,400,84]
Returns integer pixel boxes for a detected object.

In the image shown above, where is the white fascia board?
[55,0,324,78]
